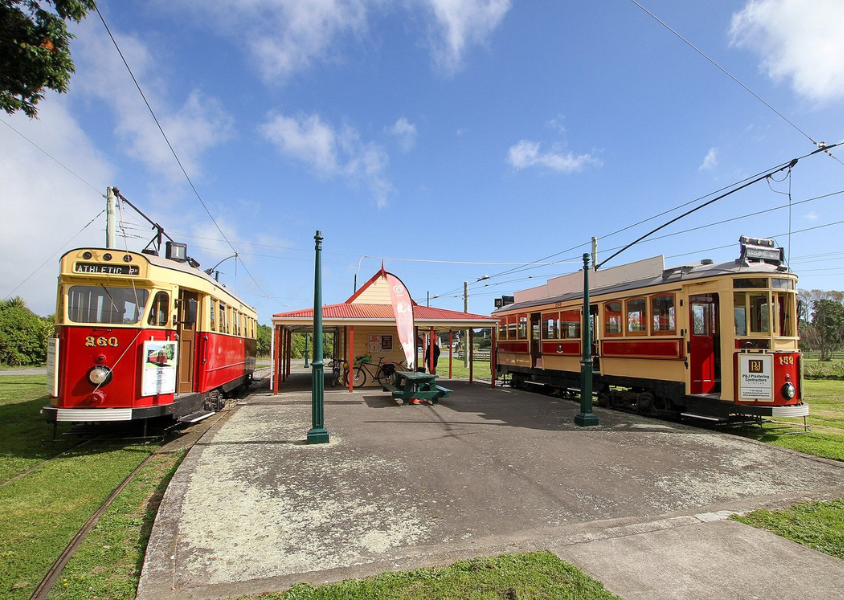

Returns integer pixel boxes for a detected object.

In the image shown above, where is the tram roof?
[493,256,794,315]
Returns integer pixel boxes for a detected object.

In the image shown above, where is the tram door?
[530,313,542,368]
[177,290,199,393]
[689,294,719,394]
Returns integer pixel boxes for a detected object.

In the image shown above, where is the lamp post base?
[574,412,600,427]
[307,428,330,444]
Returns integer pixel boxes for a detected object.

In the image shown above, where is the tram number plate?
[86,336,119,347]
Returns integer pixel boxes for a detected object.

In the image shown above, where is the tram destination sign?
[75,262,140,276]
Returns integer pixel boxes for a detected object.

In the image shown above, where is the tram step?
[178,410,216,424]
[680,412,728,423]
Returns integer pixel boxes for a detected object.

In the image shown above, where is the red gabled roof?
[274,303,492,321]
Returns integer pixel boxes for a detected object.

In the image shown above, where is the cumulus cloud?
[70,19,234,182]
[170,0,511,82]
[699,147,719,170]
[507,140,601,173]
[386,117,418,151]
[0,100,114,314]
[730,0,844,103]
[422,0,512,75]
[261,112,393,208]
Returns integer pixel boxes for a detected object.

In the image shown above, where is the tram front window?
[67,285,149,324]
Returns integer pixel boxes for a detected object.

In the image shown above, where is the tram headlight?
[781,381,796,400]
[87,365,113,387]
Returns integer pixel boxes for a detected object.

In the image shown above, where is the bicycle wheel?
[376,364,396,387]
[343,366,367,387]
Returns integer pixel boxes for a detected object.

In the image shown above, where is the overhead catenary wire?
[94,7,271,302]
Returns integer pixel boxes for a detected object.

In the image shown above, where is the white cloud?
[699,147,719,170]
[507,140,601,173]
[423,0,512,75]
[170,0,511,82]
[261,113,393,208]
[730,0,844,103]
[0,100,114,315]
[70,19,234,183]
[386,117,418,151]
[804,211,818,221]
[547,114,567,134]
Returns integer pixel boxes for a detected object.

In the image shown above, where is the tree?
[811,299,844,361]
[1,0,96,118]
[256,324,272,357]
[0,296,54,365]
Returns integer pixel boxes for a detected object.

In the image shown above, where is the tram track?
[26,402,241,600]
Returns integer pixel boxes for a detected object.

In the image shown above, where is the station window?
[626,298,647,334]
[542,312,559,340]
[518,314,528,339]
[498,318,507,340]
[604,301,622,336]
[561,310,580,339]
[147,291,170,327]
[651,294,676,334]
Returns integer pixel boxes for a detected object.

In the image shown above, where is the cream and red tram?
[44,247,258,424]
[494,237,806,421]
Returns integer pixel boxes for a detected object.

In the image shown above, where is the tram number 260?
[85,336,119,348]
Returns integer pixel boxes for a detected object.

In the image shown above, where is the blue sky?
[2,0,844,321]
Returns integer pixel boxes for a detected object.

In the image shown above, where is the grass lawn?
[732,379,844,461]
[254,552,620,600]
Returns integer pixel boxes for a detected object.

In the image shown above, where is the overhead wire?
[94,7,271,302]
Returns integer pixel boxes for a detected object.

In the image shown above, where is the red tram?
[493,237,808,421]
[43,246,258,424]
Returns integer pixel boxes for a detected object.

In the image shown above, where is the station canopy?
[272,268,497,332]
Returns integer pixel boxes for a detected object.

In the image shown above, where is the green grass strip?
[252,552,619,600]
[733,499,844,560]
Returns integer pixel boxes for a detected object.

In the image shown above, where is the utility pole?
[463,281,469,367]
[106,187,116,248]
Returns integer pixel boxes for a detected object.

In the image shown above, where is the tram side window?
[507,316,517,340]
[749,293,770,333]
[651,294,676,334]
[774,292,795,336]
[542,312,559,340]
[734,293,747,336]
[219,302,227,333]
[626,298,647,334]
[147,292,170,326]
[498,318,507,340]
[209,299,216,331]
[67,286,149,325]
[604,301,622,336]
[518,314,528,339]
[561,310,580,339]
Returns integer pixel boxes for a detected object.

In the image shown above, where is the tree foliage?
[0,0,96,118]
[811,298,844,361]
[0,297,54,365]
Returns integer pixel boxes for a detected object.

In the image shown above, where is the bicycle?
[327,357,343,387]
[342,355,405,387]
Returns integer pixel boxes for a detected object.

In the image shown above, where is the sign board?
[46,338,59,397]
[74,262,139,275]
[141,340,178,396]
[738,354,773,401]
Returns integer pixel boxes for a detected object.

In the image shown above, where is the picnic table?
[382,370,452,405]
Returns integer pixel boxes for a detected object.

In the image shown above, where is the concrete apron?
[138,373,844,600]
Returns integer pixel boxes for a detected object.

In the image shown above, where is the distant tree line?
[256,324,335,360]
[0,297,54,366]
[799,290,844,360]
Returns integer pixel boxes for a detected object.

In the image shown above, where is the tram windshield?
[67,285,150,325]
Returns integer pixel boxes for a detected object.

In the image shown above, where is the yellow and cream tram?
[494,237,806,421]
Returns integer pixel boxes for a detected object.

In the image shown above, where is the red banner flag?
[386,273,415,369]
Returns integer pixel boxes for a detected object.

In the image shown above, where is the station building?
[271,268,498,392]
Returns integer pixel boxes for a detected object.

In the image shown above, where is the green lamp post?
[575,253,599,427]
[307,230,329,444]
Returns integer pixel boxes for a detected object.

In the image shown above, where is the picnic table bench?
[382,370,451,404]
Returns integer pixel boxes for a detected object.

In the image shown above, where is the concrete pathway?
[138,372,844,600]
